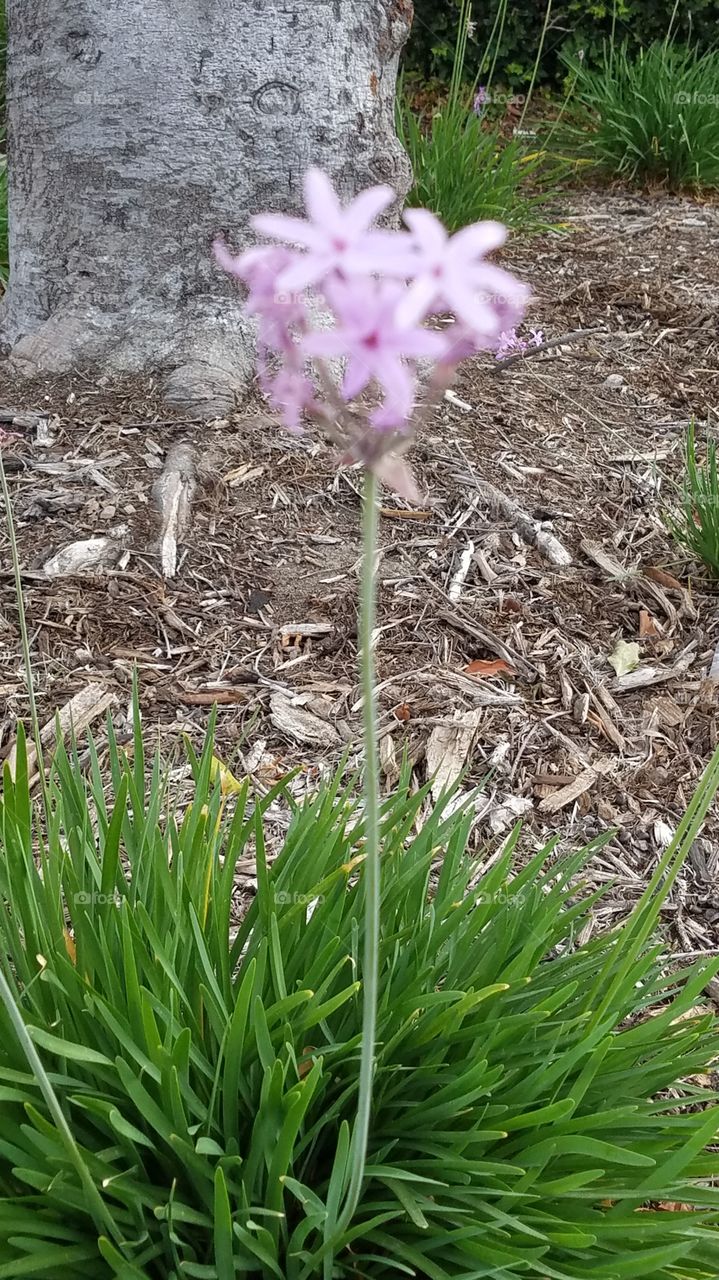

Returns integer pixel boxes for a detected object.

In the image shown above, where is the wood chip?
[152,442,196,579]
[269,691,341,748]
[279,622,334,640]
[538,759,615,813]
[425,708,482,801]
[44,529,127,577]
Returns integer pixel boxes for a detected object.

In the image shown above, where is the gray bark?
[1,0,412,415]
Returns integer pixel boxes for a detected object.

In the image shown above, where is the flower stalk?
[342,467,381,1227]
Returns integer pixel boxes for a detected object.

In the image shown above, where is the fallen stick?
[152,442,196,578]
[493,327,604,373]
[6,683,117,786]
[474,477,572,566]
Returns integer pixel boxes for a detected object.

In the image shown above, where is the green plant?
[405,0,719,91]
[555,41,719,190]
[398,101,555,232]
[668,421,719,575]
[0,714,719,1277]
[398,1,557,233]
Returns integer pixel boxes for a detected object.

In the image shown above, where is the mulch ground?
[1,186,719,977]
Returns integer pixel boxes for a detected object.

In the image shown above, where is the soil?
[1,186,718,972]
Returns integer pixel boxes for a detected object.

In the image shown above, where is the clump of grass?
[556,41,719,190]
[398,101,554,232]
[668,420,719,575]
[397,0,557,233]
[0,713,719,1277]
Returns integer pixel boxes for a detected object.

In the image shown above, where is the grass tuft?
[0,716,717,1276]
[398,97,556,233]
[555,41,719,191]
[668,420,719,577]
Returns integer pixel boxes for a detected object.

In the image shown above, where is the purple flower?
[473,85,489,114]
[251,168,396,293]
[304,278,447,428]
[214,168,532,485]
[260,364,319,433]
[395,209,529,339]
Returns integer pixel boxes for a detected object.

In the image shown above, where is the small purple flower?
[473,86,489,115]
[495,329,527,360]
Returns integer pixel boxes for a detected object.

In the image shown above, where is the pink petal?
[344,184,395,233]
[473,263,531,313]
[399,326,449,359]
[212,239,242,275]
[373,353,415,423]
[403,208,448,252]
[343,239,418,278]
[251,213,325,249]
[303,330,350,358]
[304,168,342,226]
[450,221,507,258]
[278,254,333,292]
[372,455,424,504]
[342,355,372,401]
[445,279,499,334]
[394,276,441,329]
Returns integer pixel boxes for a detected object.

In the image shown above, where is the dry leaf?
[644,565,684,593]
[608,639,641,677]
[639,609,659,637]
[393,703,411,721]
[298,1047,316,1079]
[63,929,77,966]
[464,658,516,678]
[210,756,243,797]
[269,691,341,748]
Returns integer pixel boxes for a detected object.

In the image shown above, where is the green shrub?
[668,420,719,576]
[398,1,556,234]
[554,42,719,190]
[406,0,719,90]
[398,99,554,232]
[0,715,719,1277]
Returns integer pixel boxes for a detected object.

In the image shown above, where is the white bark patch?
[2,1,412,412]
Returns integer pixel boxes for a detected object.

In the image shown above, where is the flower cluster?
[495,327,544,361]
[215,168,529,462]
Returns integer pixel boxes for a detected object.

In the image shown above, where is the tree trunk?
[1,0,412,415]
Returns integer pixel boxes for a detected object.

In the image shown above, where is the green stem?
[0,449,44,776]
[518,0,552,130]
[0,966,121,1244]
[339,467,381,1228]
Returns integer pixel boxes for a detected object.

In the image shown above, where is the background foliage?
[405,0,719,88]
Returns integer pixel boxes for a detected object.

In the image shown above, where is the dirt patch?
[1,187,718,968]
